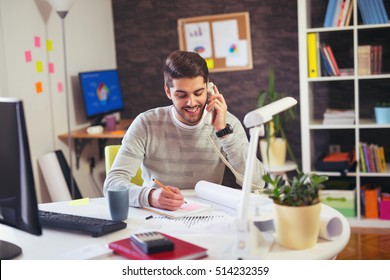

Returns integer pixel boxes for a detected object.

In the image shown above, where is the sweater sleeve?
[103,114,153,207]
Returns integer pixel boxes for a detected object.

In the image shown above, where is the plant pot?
[273,203,321,250]
[259,138,287,167]
[375,107,390,124]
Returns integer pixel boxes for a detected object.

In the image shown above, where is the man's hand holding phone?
[205,83,228,132]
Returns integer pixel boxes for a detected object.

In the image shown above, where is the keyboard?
[38,210,127,237]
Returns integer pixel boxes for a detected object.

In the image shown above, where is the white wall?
[0,0,117,202]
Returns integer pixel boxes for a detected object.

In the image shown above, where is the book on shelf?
[377,0,389,23]
[324,0,339,27]
[358,45,383,75]
[325,45,341,76]
[358,0,389,24]
[320,47,333,76]
[323,108,355,124]
[320,44,341,76]
[344,0,354,26]
[359,142,387,173]
[324,0,354,27]
[109,232,208,260]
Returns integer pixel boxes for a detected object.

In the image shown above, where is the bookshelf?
[298,0,390,227]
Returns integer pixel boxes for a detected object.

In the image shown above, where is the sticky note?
[180,203,203,211]
[57,82,63,93]
[48,62,55,74]
[35,82,43,94]
[24,50,32,63]
[46,40,53,51]
[205,58,214,69]
[34,36,41,48]
[36,61,43,73]
[69,197,90,206]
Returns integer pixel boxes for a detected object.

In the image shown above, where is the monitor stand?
[90,115,105,127]
[0,240,22,259]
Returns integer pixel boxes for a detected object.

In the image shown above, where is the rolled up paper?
[38,152,72,202]
[319,215,343,240]
[194,180,267,210]
[195,180,242,209]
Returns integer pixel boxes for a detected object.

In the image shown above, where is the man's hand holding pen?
[148,179,186,211]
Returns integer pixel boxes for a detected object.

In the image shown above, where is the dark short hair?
[163,50,209,87]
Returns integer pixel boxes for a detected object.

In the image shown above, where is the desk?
[58,119,133,168]
[1,190,350,260]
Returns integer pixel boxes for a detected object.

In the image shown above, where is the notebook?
[109,232,208,260]
[143,197,212,219]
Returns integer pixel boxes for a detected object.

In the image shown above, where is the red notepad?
[109,232,208,260]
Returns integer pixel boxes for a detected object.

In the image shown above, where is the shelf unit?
[298,0,390,227]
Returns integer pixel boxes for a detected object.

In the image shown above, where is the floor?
[336,227,390,260]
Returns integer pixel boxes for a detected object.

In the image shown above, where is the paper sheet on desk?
[143,197,212,218]
[145,214,237,234]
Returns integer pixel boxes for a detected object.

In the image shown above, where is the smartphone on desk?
[203,82,215,125]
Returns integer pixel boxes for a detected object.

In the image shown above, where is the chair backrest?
[104,145,143,186]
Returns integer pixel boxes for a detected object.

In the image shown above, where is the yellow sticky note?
[35,82,43,94]
[205,58,214,69]
[46,40,53,51]
[36,61,43,73]
[69,197,90,206]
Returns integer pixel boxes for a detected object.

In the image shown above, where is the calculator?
[131,231,174,254]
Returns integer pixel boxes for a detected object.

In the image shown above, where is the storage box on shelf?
[298,0,390,227]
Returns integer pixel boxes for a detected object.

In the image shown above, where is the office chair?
[104,145,143,186]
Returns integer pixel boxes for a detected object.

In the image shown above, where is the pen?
[152,178,187,204]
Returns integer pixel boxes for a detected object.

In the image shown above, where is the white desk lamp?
[233,96,297,259]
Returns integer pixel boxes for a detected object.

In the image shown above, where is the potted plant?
[374,102,390,124]
[263,171,328,250]
[257,68,296,167]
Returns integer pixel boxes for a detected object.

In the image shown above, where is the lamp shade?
[48,0,75,18]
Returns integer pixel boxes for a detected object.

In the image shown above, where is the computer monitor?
[0,97,42,260]
[79,69,124,126]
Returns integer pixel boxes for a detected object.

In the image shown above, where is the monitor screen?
[0,97,42,259]
[79,69,124,124]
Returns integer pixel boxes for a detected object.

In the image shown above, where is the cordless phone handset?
[203,82,215,125]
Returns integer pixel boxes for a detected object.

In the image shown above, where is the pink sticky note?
[57,82,63,93]
[24,51,32,63]
[34,36,41,48]
[48,62,55,74]
[180,203,203,211]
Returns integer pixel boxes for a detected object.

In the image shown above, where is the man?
[103,50,264,210]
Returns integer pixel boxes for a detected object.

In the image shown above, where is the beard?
[172,103,206,125]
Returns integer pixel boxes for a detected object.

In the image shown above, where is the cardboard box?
[319,188,356,217]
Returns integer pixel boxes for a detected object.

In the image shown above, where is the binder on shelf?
[307,33,319,78]
[109,232,208,260]
[362,185,380,219]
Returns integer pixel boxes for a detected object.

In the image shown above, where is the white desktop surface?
[1,190,350,260]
